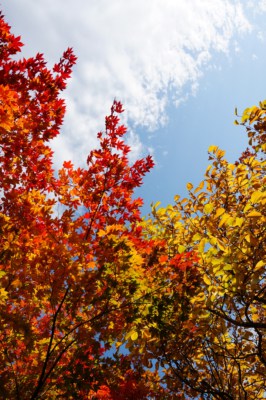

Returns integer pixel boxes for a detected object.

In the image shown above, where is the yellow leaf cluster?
[139,101,266,397]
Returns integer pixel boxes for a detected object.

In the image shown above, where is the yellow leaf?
[0,288,8,304]
[261,143,266,151]
[243,203,252,213]
[247,211,262,217]
[198,238,207,253]
[130,252,143,266]
[225,217,235,226]
[194,180,204,194]
[204,203,214,214]
[208,145,218,153]
[142,304,151,317]
[240,179,249,187]
[125,330,138,341]
[203,274,211,285]
[186,182,193,191]
[210,292,217,302]
[228,163,235,171]
[178,245,186,253]
[213,268,223,277]
[205,164,212,175]
[218,213,230,227]
[260,99,266,110]
[241,107,252,123]
[216,149,225,159]
[252,313,259,322]
[209,236,217,246]
[191,292,205,304]
[217,240,226,252]
[108,321,114,330]
[38,338,50,346]
[131,331,138,341]
[234,217,244,227]
[223,265,234,272]
[251,191,263,204]
[254,260,264,272]
[214,208,225,219]
[141,329,151,339]
[192,233,201,241]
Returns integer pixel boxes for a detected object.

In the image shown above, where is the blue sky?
[2,0,266,214]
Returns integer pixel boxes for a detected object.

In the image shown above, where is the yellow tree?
[131,101,266,399]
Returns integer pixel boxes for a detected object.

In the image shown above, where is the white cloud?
[257,31,266,42]
[126,130,145,163]
[257,0,266,11]
[2,0,252,166]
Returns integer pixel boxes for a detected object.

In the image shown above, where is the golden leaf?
[208,145,218,153]
[11,278,22,288]
[203,274,211,285]
[131,331,138,341]
[247,211,262,217]
[251,191,263,204]
[254,260,265,272]
[194,180,204,194]
[214,208,225,219]
[204,203,214,214]
[178,245,186,253]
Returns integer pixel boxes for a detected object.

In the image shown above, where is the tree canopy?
[0,12,265,399]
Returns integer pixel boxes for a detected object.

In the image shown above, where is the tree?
[0,13,162,399]
[132,102,266,399]
[1,11,266,400]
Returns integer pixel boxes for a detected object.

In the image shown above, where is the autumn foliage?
[0,13,157,399]
[1,12,266,400]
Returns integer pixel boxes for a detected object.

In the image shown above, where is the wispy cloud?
[255,0,266,12]
[2,0,252,165]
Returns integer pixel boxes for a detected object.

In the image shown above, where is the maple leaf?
[0,13,156,399]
